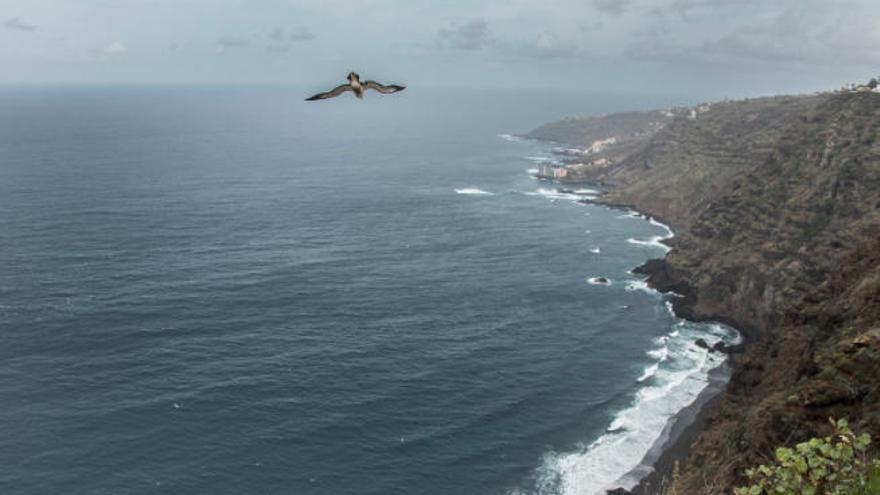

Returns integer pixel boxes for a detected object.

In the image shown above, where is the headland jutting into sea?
[524,85,880,494]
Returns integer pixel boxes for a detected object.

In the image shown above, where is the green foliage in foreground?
[734,419,880,495]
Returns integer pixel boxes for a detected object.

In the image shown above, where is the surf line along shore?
[515,176,744,494]
[575,193,748,495]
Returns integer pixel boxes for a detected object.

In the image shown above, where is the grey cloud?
[3,17,37,32]
[290,27,317,42]
[268,26,316,42]
[593,0,634,16]
[217,26,316,54]
[216,36,250,49]
[516,32,581,60]
[267,28,285,42]
[266,26,316,51]
[104,40,128,55]
[628,1,880,67]
[434,19,580,61]
[704,11,880,65]
[579,20,605,32]
[653,0,767,21]
[438,19,490,50]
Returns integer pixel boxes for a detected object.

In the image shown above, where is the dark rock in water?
[630,259,698,319]
[631,258,666,276]
[595,277,610,284]
[606,489,632,495]
[712,341,745,354]
[695,338,710,350]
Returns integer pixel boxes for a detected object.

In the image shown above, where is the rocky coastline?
[575,196,753,494]
[527,90,880,493]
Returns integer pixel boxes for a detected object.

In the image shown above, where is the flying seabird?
[306,72,405,101]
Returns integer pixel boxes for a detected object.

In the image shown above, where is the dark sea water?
[0,87,737,495]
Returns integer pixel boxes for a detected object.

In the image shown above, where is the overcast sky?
[2,0,879,96]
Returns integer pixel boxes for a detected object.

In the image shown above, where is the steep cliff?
[529,91,880,493]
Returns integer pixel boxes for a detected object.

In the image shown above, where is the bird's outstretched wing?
[364,81,406,94]
[306,84,353,101]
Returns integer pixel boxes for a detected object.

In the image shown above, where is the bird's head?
[347,72,360,82]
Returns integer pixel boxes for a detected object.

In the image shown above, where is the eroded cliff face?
[530,92,880,493]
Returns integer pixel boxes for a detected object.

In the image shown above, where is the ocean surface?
[0,86,738,494]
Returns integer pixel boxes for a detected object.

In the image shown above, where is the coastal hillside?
[526,110,672,148]
[528,91,880,493]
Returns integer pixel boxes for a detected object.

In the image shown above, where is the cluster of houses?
[536,157,613,181]
[533,123,634,181]
[660,104,712,121]
[840,77,880,94]
[688,103,712,120]
[536,164,571,179]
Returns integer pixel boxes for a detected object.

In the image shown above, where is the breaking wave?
[523,321,738,495]
[455,188,494,196]
[626,236,671,252]
[625,280,661,296]
[524,188,582,201]
[625,218,674,253]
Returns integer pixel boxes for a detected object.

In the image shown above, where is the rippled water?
[0,87,736,494]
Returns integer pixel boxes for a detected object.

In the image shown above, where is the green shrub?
[734,419,880,495]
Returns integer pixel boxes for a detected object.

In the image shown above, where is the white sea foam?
[527,168,539,175]
[573,188,600,195]
[712,323,743,345]
[589,247,601,254]
[586,277,611,286]
[626,236,671,252]
[455,188,494,196]
[526,322,739,495]
[647,344,669,362]
[649,217,674,235]
[625,280,662,296]
[525,155,556,163]
[617,211,644,220]
[623,214,675,253]
[625,280,648,292]
[525,188,582,201]
[499,133,520,142]
[637,362,660,382]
